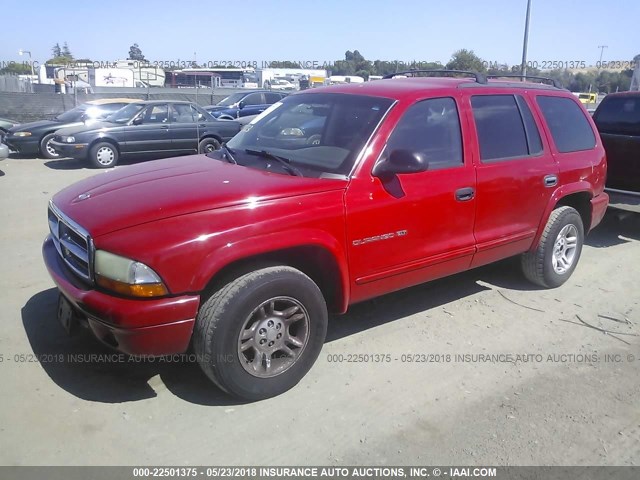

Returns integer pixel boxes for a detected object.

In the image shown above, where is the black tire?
[521,206,584,288]
[40,133,59,159]
[194,266,328,400]
[89,142,119,168]
[198,137,221,154]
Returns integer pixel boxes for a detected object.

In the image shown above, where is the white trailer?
[257,68,328,89]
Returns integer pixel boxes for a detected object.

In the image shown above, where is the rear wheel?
[194,266,328,400]
[40,133,59,159]
[521,206,584,288]
[89,142,119,168]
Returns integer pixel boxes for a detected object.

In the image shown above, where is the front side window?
[225,93,394,176]
[106,103,145,124]
[386,97,463,169]
[536,96,596,153]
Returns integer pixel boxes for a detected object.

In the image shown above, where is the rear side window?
[594,96,640,136]
[265,93,283,104]
[386,97,463,169]
[471,95,541,162]
[515,96,543,155]
[536,96,596,153]
[242,93,264,106]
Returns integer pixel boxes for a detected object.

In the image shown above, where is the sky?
[1,0,638,68]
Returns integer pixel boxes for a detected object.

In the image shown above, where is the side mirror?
[372,149,428,178]
[238,101,245,110]
[131,116,143,126]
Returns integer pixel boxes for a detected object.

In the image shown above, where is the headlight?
[94,250,168,298]
[14,131,32,137]
[279,128,304,137]
[61,136,75,143]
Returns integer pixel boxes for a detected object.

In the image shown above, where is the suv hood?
[52,154,347,238]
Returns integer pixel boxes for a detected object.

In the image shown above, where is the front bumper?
[589,192,609,231]
[4,136,40,155]
[43,235,200,356]
[50,140,88,159]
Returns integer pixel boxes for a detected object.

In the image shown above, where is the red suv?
[43,71,608,400]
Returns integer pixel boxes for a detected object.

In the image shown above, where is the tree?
[47,42,74,64]
[446,49,487,73]
[0,62,32,75]
[61,42,73,59]
[128,43,147,62]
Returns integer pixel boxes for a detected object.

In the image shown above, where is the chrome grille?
[48,201,93,283]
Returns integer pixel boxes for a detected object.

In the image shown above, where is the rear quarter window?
[536,96,596,153]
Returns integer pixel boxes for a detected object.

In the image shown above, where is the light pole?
[520,0,532,81]
[18,49,35,76]
[597,45,608,67]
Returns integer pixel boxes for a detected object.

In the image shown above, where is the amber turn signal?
[96,275,168,298]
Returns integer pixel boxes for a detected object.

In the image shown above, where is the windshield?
[55,105,88,122]
[106,103,145,124]
[225,93,394,176]
[217,93,246,107]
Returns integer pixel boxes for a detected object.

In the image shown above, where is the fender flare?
[191,227,351,312]
[530,181,593,250]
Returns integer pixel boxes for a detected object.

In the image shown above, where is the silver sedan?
[0,142,9,160]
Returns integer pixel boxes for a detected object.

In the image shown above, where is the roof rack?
[486,74,564,89]
[382,69,488,84]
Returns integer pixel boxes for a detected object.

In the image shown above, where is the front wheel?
[198,137,221,154]
[193,266,328,400]
[40,133,60,159]
[521,206,584,288]
[89,142,119,168]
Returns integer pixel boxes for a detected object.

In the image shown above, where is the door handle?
[455,187,475,202]
[198,124,207,128]
[543,174,558,187]
[160,125,169,129]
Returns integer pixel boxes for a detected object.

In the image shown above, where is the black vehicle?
[204,91,287,120]
[4,99,136,159]
[592,92,640,212]
[50,101,241,168]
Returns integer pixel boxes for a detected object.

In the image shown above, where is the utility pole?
[597,45,608,67]
[520,0,532,81]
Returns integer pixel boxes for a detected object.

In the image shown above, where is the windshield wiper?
[244,149,302,176]
[206,144,237,164]
[222,145,237,164]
